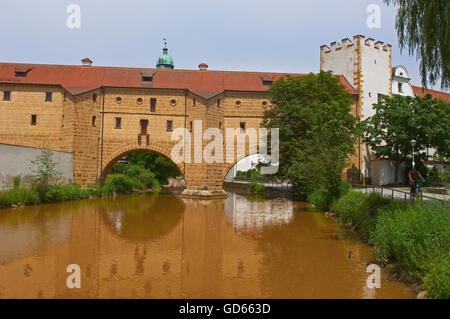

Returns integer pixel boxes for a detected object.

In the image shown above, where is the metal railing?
[353,184,449,205]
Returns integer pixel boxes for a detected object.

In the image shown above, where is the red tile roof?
[0,62,358,99]
[412,85,450,102]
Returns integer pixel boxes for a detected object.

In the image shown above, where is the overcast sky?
[0,0,443,89]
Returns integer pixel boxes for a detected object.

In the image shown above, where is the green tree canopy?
[262,71,358,201]
[360,94,450,183]
[384,0,448,89]
[126,151,181,184]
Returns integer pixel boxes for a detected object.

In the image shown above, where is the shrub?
[308,186,333,210]
[332,191,368,224]
[5,187,38,206]
[371,201,449,282]
[103,175,142,195]
[13,176,21,189]
[424,252,450,299]
[138,170,159,189]
[111,162,127,174]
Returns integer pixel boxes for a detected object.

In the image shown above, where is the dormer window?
[141,71,156,82]
[260,75,274,86]
[14,67,32,77]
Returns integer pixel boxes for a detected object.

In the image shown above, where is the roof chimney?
[198,63,208,71]
[81,58,93,66]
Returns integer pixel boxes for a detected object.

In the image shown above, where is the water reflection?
[0,193,415,299]
[225,193,294,236]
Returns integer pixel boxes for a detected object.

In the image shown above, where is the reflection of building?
[225,193,294,233]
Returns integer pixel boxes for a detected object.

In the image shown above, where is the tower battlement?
[321,35,391,54]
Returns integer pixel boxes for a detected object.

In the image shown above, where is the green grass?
[329,190,449,298]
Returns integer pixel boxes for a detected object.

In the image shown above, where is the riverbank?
[324,191,449,299]
[0,174,161,210]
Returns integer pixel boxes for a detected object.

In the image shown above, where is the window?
[93,94,97,103]
[217,99,220,107]
[170,99,177,106]
[193,98,196,107]
[15,72,27,77]
[115,117,122,129]
[377,94,383,104]
[115,97,122,104]
[398,82,403,93]
[150,98,157,112]
[189,121,193,132]
[92,116,96,127]
[31,115,37,125]
[3,91,11,101]
[240,122,246,133]
[142,76,153,82]
[45,92,52,102]
[219,122,222,130]
[167,120,173,132]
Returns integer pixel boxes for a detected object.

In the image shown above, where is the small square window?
[92,116,96,127]
[3,91,11,101]
[240,122,246,133]
[115,117,122,129]
[45,92,52,102]
[167,120,173,132]
[31,115,37,125]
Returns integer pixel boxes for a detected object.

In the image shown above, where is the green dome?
[156,44,174,69]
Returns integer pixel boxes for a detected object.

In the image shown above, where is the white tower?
[320,35,392,182]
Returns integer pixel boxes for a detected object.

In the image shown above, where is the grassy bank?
[326,191,449,299]
[0,173,160,209]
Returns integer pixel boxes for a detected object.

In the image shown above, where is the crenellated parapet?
[321,35,391,54]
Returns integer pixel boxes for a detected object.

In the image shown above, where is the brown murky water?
[0,192,415,299]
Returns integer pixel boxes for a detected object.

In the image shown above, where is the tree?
[126,152,180,184]
[30,149,61,200]
[383,0,448,89]
[262,71,358,201]
[360,94,450,184]
[30,149,61,185]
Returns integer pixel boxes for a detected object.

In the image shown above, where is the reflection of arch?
[99,193,184,241]
[101,141,183,182]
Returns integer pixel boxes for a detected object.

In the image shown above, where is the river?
[0,192,415,299]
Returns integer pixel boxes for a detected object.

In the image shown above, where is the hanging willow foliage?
[384,0,448,89]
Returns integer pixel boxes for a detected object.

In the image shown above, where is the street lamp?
[410,139,417,168]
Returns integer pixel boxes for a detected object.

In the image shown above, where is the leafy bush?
[372,201,449,282]
[111,162,127,174]
[138,170,160,189]
[424,252,450,299]
[332,191,368,224]
[308,186,332,210]
[249,178,266,194]
[103,175,142,195]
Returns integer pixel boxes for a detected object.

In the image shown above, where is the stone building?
[0,37,448,192]
[321,35,449,185]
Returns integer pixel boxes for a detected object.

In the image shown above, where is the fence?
[353,185,449,206]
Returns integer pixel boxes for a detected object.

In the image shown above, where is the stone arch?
[100,141,184,183]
